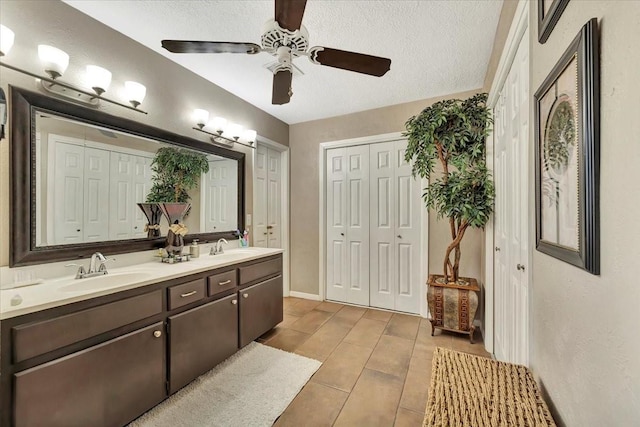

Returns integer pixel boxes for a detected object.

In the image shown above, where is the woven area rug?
[424,347,556,427]
[129,342,321,427]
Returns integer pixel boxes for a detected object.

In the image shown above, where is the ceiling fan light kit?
[161,0,392,105]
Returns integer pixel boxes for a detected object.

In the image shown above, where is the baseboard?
[288,291,322,301]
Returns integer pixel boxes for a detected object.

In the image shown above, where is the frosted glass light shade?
[86,65,112,95]
[212,117,227,134]
[243,129,257,144]
[38,45,69,79]
[193,109,209,128]
[125,81,146,107]
[0,25,15,56]
[226,123,243,140]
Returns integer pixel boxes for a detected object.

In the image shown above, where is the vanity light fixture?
[0,25,15,56]
[86,65,112,95]
[0,29,147,114]
[191,111,257,149]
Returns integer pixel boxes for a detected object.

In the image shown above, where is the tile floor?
[263,297,491,427]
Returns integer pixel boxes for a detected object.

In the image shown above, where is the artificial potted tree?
[404,93,494,342]
[138,146,209,256]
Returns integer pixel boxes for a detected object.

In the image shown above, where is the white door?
[493,28,530,365]
[132,155,152,238]
[267,148,282,248]
[369,140,422,313]
[83,147,110,242]
[109,152,133,240]
[53,141,85,244]
[203,159,238,233]
[254,144,283,249]
[326,148,348,303]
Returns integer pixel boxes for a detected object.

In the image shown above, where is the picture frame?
[534,18,600,275]
[538,0,570,43]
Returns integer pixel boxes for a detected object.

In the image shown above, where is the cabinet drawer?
[12,290,162,363]
[208,270,237,296]
[168,279,205,310]
[239,257,282,285]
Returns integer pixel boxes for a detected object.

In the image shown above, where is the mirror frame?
[10,85,245,267]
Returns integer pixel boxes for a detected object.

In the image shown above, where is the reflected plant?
[146,147,209,203]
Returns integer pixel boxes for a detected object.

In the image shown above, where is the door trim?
[318,132,429,317]
[252,136,290,297]
[485,0,530,356]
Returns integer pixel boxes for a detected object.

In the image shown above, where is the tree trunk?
[442,222,468,283]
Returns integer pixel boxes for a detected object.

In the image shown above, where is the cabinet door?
[168,294,239,394]
[14,322,165,427]
[239,275,283,348]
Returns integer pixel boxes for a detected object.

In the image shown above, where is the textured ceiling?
[63,0,503,124]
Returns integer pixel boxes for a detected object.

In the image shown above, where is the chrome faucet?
[65,252,114,279]
[210,238,228,255]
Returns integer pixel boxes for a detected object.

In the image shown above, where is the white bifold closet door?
[254,144,282,249]
[326,140,421,313]
[325,145,370,306]
[369,141,422,313]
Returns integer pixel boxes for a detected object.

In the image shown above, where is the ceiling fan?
[161,0,392,105]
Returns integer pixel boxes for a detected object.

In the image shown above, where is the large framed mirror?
[10,85,245,266]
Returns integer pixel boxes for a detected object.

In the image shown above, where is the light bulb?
[193,109,209,129]
[86,65,112,95]
[0,25,15,56]
[38,45,69,79]
[243,129,257,145]
[212,117,227,134]
[226,123,243,140]
[125,81,146,108]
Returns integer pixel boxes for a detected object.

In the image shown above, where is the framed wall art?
[538,0,570,43]
[534,18,600,275]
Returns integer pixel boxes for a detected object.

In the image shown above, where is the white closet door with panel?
[53,141,85,244]
[83,147,110,242]
[326,148,349,303]
[132,156,153,238]
[254,144,283,249]
[109,152,134,240]
[493,28,530,366]
[369,140,421,313]
[203,159,238,232]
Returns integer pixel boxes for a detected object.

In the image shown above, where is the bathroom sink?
[223,248,262,255]
[59,271,152,293]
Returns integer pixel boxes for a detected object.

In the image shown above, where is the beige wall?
[289,89,484,296]
[484,0,520,91]
[0,0,289,267]
[529,1,640,425]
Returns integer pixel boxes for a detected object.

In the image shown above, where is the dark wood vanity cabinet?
[168,294,239,394]
[13,322,166,427]
[239,275,284,348]
[0,253,283,427]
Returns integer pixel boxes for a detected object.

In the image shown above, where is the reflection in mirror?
[34,111,239,247]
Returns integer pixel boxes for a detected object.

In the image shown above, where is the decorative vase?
[427,274,480,343]
[136,203,163,238]
[158,202,191,225]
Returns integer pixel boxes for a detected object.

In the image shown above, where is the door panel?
[326,148,348,303]
[239,276,284,347]
[132,156,152,238]
[254,145,268,247]
[267,148,282,248]
[493,28,529,365]
[14,322,165,427]
[83,147,110,242]
[169,295,238,394]
[53,141,84,244]
[109,152,133,240]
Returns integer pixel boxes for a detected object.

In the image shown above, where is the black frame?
[538,0,570,44]
[534,18,600,275]
[9,85,246,267]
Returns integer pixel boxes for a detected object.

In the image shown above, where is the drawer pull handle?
[243,293,249,298]
[180,290,198,298]
[231,299,238,305]
[153,330,162,338]
[219,279,232,286]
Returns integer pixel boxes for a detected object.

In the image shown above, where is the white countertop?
[0,247,283,320]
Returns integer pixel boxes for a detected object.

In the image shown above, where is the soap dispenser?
[190,239,200,258]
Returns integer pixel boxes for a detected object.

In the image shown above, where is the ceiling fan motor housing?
[261,19,309,56]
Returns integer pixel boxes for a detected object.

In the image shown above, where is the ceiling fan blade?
[272,70,293,105]
[311,47,391,77]
[275,0,307,32]
[161,40,261,54]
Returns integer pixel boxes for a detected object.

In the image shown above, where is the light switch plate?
[246,214,252,226]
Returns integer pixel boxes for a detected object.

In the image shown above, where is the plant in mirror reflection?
[146,147,209,203]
